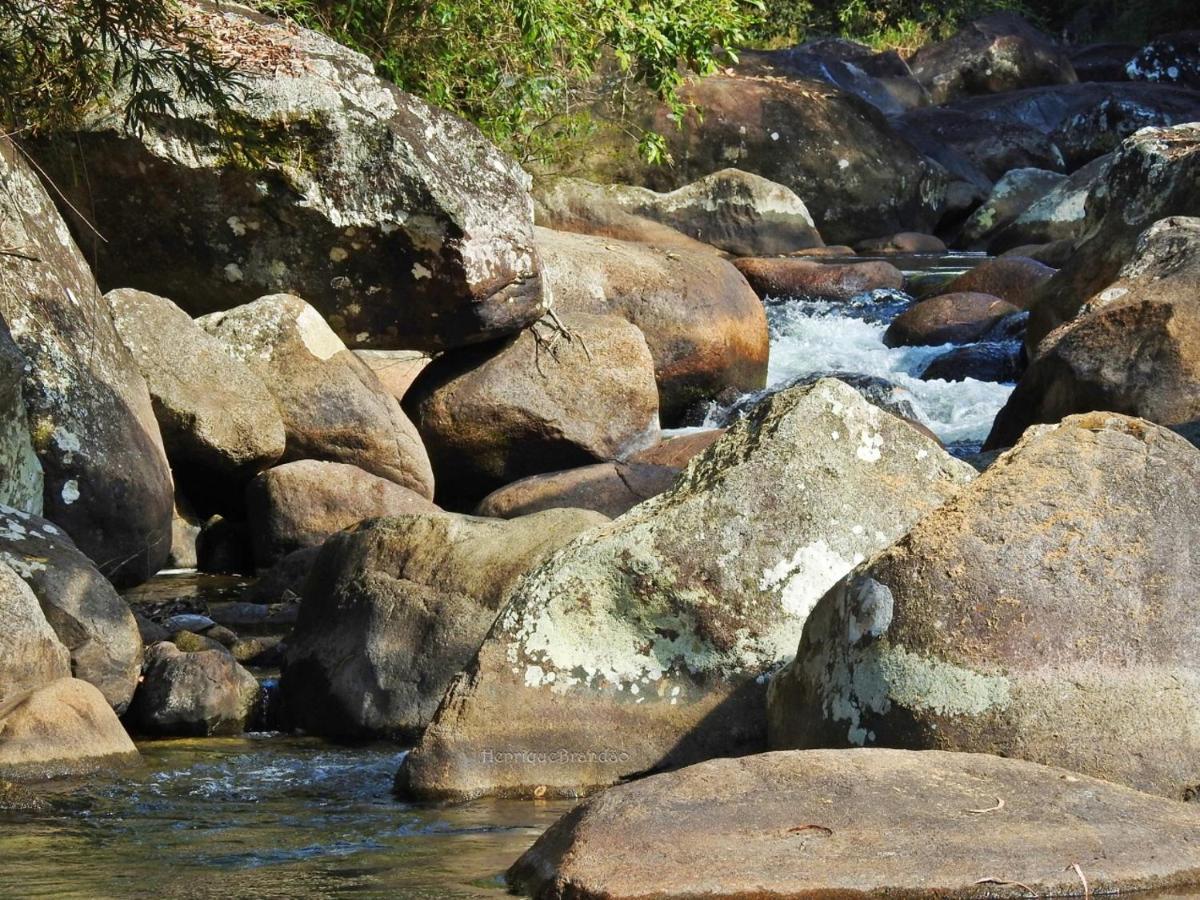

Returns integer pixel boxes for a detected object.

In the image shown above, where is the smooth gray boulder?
[280,509,607,739]
[397,379,974,800]
[771,413,1200,800]
[106,288,286,483]
[128,641,261,736]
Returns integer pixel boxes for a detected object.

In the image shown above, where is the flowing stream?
[0,255,1033,898]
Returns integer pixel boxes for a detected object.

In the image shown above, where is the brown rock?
[936,256,1055,310]
[733,258,904,300]
[351,350,431,403]
[246,460,441,567]
[0,562,69,694]
[474,462,676,519]
[535,227,768,421]
[128,641,261,736]
[628,430,725,468]
[0,678,138,779]
[1029,123,1200,347]
[884,293,1019,348]
[509,749,1200,900]
[771,413,1200,800]
[199,294,434,498]
[407,312,661,508]
[987,217,1200,450]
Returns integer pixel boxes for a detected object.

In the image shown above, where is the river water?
[0,255,1027,898]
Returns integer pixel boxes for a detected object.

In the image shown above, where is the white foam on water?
[760,298,1014,448]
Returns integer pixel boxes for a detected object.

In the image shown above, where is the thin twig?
[966,796,1005,814]
[1067,863,1091,899]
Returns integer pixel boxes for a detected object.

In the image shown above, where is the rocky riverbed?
[4,3,1200,897]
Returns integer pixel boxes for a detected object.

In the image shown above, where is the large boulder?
[0,318,41,514]
[908,13,1077,104]
[0,505,141,712]
[738,39,929,115]
[535,227,768,421]
[732,258,904,301]
[988,217,1200,450]
[598,75,946,245]
[407,312,660,508]
[199,294,434,497]
[770,413,1200,800]
[509,749,1200,900]
[988,153,1112,253]
[1029,123,1200,346]
[397,379,974,800]
[106,288,285,490]
[246,460,440,567]
[0,141,173,586]
[128,641,260,736]
[31,2,545,352]
[535,170,823,256]
[883,293,1019,348]
[0,562,69,693]
[0,678,139,779]
[935,256,1055,310]
[280,508,607,739]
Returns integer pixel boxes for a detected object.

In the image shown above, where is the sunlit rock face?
[30,1,546,352]
[397,378,974,801]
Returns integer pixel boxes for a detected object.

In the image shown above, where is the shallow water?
[0,736,571,898]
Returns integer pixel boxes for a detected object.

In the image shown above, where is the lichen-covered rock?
[199,294,434,497]
[31,1,545,351]
[737,39,929,115]
[0,506,141,713]
[107,288,285,490]
[0,141,173,586]
[0,317,41,514]
[280,509,607,740]
[732,258,904,301]
[0,678,138,780]
[474,462,677,520]
[1127,32,1200,89]
[509,748,1200,900]
[988,217,1200,450]
[936,256,1055,310]
[0,562,69,694]
[1029,123,1200,347]
[407,312,660,508]
[246,460,440,567]
[535,228,768,422]
[128,641,260,736]
[959,168,1066,249]
[884,293,1018,348]
[535,170,823,257]
[397,379,974,800]
[908,13,1077,103]
[770,413,1200,799]
[596,75,946,245]
[988,153,1112,253]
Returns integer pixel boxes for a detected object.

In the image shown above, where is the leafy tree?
[0,0,240,136]
[258,0,762,165]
